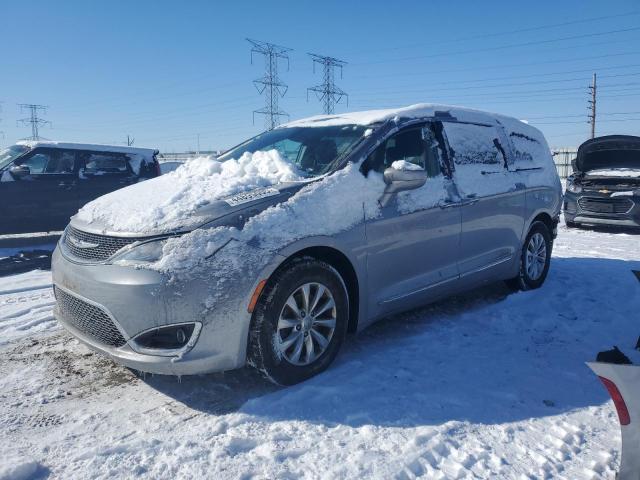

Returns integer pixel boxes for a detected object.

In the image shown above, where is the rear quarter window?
[509,131,546,168]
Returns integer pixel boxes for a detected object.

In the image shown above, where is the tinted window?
[83,152,129,173]
[363,125,442,177]
[45,151,75,173]
[17,149,76,175]
[20,152,50,174]
[443,122,504,168]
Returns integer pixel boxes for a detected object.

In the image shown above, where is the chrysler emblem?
[67,235,99,249]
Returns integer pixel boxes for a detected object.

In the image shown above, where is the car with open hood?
[51,103,562,385]
[564,135,640,229]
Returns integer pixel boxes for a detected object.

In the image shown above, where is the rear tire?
[248,257,349,386]
[506,221,552,291]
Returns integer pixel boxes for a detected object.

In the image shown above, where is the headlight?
[566,180,582,193]
[111,238,168,266]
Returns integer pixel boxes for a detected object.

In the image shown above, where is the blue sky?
[1,0,639,152]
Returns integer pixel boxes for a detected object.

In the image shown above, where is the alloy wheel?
[276,282,336,366]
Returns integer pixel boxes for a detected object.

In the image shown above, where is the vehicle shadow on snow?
[144,256,640,428]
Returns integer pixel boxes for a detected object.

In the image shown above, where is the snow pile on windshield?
[76,150,305,233]
[586,168,640,178]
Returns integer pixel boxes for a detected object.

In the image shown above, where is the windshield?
[218,124,369,178]
[0,145,30,171]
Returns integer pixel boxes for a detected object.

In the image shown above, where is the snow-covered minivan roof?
[281,103,515,129]
[16,140,158,156]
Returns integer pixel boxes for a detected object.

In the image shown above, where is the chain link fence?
[551,148,577,179]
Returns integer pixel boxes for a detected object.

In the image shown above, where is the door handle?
[461,199,479,206]
[58,181,77,190]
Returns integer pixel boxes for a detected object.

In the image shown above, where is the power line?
[307,53,348,115]
[535,117,640,125]
[356,72,640,97]
[247,38,292,130]
[353,26,640,66]
[346,11,640,56]
[17,104,51,141]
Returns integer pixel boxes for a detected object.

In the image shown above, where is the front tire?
[506,221,552,291]
[248,257,349,386]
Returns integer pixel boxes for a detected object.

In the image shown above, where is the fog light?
[133,323,198,353]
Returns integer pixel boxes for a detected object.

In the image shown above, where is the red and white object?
[587,361,640,480]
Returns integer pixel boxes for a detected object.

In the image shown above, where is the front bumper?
[51,246,255,375]
[563,191,640,228]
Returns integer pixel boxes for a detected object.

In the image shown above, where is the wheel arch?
[261,240,362,334]
[530,211,556,237]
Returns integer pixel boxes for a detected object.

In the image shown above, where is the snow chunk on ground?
[76,150,305,233]
[0,458,46,480]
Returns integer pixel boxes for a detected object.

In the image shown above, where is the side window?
[44,151,76,174]
[19,151,50,174]
[363,125,443,177]
[443,122,506,171]
[83,152,129,174]
[385,128,425,170]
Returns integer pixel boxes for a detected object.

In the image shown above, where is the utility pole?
[17,104,51,140]
[247,38,292,130]
[196,133,200,155]
[0,102,4,142]
[588,73,597,139]
[126,135,135,146]
[307,54,348,115]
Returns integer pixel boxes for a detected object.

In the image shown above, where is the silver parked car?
[52,104,562,385]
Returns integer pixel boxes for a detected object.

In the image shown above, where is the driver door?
[362,122,461,324]
[0,148,79,234]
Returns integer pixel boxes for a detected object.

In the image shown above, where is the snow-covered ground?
[0,220,638,480]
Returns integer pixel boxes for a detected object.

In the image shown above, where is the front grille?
[54,286,127,347]
[64,226,140,262]
[578,196,634,215]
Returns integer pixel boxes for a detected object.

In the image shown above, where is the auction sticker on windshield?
[223,187,280,206]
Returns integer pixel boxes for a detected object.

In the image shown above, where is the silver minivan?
[52,104,562,385]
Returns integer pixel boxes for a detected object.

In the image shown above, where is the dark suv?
[564,135,640,229]
[0,141,160,234]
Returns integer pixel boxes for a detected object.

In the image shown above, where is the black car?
[0,141,160,235]
[564,135,640,229]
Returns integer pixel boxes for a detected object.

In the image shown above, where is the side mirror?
[379,164,428,207]
[9,165,31,179]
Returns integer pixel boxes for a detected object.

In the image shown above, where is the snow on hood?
[585,168,640,178]
[76,150,305,234]
[152,161,385,276]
